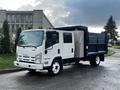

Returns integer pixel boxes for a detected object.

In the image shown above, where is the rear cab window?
[63,32,72,43]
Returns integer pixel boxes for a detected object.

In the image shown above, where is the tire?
[89,56,100,66]
[75,59,80,65]
[48,60,61,75]
[28,69,36,73]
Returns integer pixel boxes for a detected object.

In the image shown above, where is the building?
[0,10,53,35]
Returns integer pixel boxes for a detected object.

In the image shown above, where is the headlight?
[35,53,42,64]
[16,53,19,61]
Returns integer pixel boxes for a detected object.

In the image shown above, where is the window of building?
[25,15,28,23]
[21,15,25,23]
[25,25,28,29]
[11,15,15,23]
[12,24,14,33]
[7,15,10,23]
[16,15,20,23]
[30,15,33,23]
[63,33,72,43]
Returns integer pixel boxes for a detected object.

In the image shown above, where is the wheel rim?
[52,62,60,74]
[96,56,100,64]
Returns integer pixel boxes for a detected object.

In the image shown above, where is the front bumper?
[14,61,43,70]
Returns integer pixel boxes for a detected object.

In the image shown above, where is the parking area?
[0,48,120,90]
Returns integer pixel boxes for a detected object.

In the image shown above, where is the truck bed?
[87,33,108,56]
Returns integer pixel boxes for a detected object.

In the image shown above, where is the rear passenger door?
[62,32,74,59]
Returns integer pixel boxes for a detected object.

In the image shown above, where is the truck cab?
[14,29,74,75]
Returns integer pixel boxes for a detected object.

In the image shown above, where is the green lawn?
[0,49,114,70]
[0,53,16,69]
[112,45,120,49]
[107,49,114,56]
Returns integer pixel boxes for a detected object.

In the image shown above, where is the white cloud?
[18,0,69,27]
[89,27,105,33]
[1,0,119,33]
[0,0,35,10]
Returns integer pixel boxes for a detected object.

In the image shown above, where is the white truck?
[14,26,108,75]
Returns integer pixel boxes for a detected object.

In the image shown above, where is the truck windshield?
[18,31,44,47]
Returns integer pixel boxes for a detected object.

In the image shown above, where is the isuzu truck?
[14,26,108,75]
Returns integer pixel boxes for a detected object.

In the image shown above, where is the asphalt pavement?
[0,48,120,90]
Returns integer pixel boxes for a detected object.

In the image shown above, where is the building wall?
[6,11,33,33]
[0,10,6,28]
[0,9,53,35]
[33,10,43,29]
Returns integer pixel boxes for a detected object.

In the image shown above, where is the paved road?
[0,49,120,90]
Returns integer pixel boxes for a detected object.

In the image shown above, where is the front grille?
[18,55,35,63]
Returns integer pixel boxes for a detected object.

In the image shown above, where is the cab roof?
[54,25,88,31]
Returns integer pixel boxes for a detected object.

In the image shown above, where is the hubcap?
[52,62,60,74]
[96,56,100,64]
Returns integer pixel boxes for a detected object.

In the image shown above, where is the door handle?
[71,48,73,53]
[58,49,60,54]
[45,50,47,54]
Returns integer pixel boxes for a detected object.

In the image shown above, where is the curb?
[0,68,26,74]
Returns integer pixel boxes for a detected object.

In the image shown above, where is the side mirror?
[47,46,53,50]
[45,50,47,54]
[45,45,53,54]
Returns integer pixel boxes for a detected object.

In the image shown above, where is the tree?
[104,16,118,41]
[0,28,4,53]
[1,20,11,53]
[15,28,21,51]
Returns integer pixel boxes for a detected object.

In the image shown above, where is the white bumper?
[14,61,43,70]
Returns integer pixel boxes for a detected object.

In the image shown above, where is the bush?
[1,20,11,53]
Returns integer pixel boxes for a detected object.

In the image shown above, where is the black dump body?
[54,25,108,57]
[88,33,108,55]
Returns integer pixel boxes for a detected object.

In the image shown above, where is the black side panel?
[54,26,87,31]
[88,33,108,55]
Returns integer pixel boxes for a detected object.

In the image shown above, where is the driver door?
[44,31,60,66]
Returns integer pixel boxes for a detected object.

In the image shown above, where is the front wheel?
[48,61,61,75]
[90,56,101,66]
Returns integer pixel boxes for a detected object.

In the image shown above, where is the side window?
[45,31,59,48]
[63,33,72,43]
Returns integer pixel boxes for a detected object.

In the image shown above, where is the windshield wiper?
[27,45,37,48]
[20,45,37,48]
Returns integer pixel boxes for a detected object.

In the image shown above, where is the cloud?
[64,0,120,27]
[19,0,120,27]
[19,0,69,27]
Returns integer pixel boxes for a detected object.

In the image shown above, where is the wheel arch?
[52,56,63,70]
[99,54,105,61]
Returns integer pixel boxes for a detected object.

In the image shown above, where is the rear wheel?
[48,60,61,75]
[90,56,100,66]
[75,59,80,65]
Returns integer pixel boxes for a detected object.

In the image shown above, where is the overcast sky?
[0,0,120,32]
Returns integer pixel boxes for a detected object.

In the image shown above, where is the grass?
[112,45,120,49]
[106,49,114,56]
[0,53,16,70]
[0,49,114,70]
